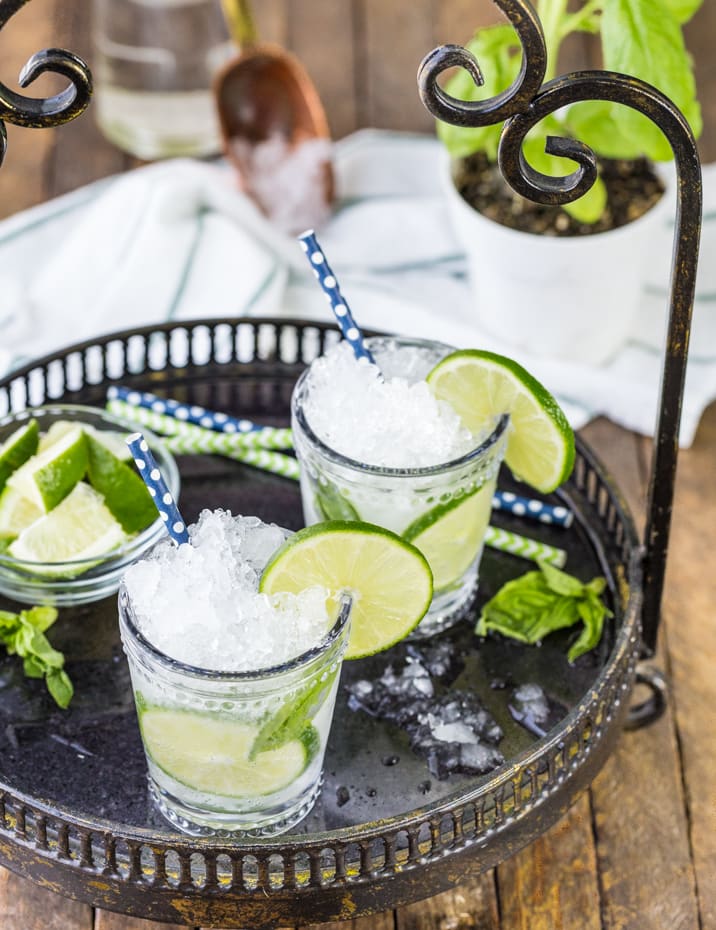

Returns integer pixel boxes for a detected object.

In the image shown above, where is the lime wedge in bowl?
[259,521,433,659]
[0,486,43,537]
[86,433,157,534]
[7,425,88,511]
[8,481,126,572]
[427,349,575,494]
[0,419,39,492]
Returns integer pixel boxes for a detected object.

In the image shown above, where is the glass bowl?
[0,404,180,606]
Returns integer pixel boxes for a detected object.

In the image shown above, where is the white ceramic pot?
[442,153,664,366]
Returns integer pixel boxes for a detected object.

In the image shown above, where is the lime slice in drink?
[0,420,39,492]
[404,487,493,590]
[86,433,157,534]
[139,707,317,798]
[259,521,433,660]
[0,486,43,537]
[7,426,88,511]
[8,481,126,567]
[427,350,575,493]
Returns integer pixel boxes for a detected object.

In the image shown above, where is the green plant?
[438,0,703,222]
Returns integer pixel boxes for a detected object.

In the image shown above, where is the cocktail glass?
[119,576,351,836]
[292,336,509,638]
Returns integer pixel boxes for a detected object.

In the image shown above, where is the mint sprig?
[0,605,73,708]
[476,562,613,662]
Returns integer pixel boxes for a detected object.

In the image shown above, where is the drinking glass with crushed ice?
[292,336,509,637]
[119,511,351,836]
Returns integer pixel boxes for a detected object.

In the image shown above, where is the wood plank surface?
[660,401,716,930]
[288,0,358,139]
[396,876,500,930]
[497,795,601,930]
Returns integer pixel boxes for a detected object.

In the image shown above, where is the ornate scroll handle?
[417,7,702,657]
[0,0,92,165]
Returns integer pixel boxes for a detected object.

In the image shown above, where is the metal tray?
[0,318,644,928]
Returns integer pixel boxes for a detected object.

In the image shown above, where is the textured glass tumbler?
[119,585,351,836]
[92,0,233,158]
[292,336,509,639]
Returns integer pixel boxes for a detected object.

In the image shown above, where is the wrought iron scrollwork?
[0,0,92,167]
[418,0,702,655]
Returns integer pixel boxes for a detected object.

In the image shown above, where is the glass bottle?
[92,0,234,159]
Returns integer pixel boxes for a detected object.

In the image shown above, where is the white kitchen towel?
[0,129,713,446]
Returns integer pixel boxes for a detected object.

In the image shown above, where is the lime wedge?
[7,426,88,511]
[0,486,43,537]
[0,420,39,492]
[86,433,156,534]
[259,521,433,660]
[427,350,575,493]
[139,707,317,797]
[8,481,126,566]
[404,486,494,590]
[86,427,133,462]
[37,420,78,454]
[39,422,132,462]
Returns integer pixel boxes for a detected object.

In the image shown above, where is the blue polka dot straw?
[492,491,573,528]
[125,432,190,546]
[108,386,264,435]
[298,229,376,365]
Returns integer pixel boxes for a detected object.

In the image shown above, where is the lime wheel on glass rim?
[426,349,575,494]
[260,521,433,659]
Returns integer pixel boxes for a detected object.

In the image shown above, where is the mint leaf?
[660,0,702,23]
[478,563,610,661]
[21,606,58,633]
[46,669,74,710]
[540,561,586,597]
[250,667,339,758]
[0,604,72,707]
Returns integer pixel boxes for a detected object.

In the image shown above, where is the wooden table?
[1,2,715,929]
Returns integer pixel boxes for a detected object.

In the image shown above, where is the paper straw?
[298,230,376,364]
[161,433,301,481]
[492,491,573,528]
[107,386,276,437]
[125,432,190,546]
[107,398,293,451]
[484,526,566,567]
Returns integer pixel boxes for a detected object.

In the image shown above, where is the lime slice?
[0,486,43,536]
[86,433,156,534]
[427,350,575,493]
[7,426,88,511]
[0,420,39,492]
[404,486,494,590]
[8,481,126,566]
[259,521,433,660]
[139,707,317,798]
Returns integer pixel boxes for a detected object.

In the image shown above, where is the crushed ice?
[123,509,331,672]
[346,646,504,780]
[303,341,480,468]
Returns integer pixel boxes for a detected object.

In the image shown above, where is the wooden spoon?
[214,0,334,232]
